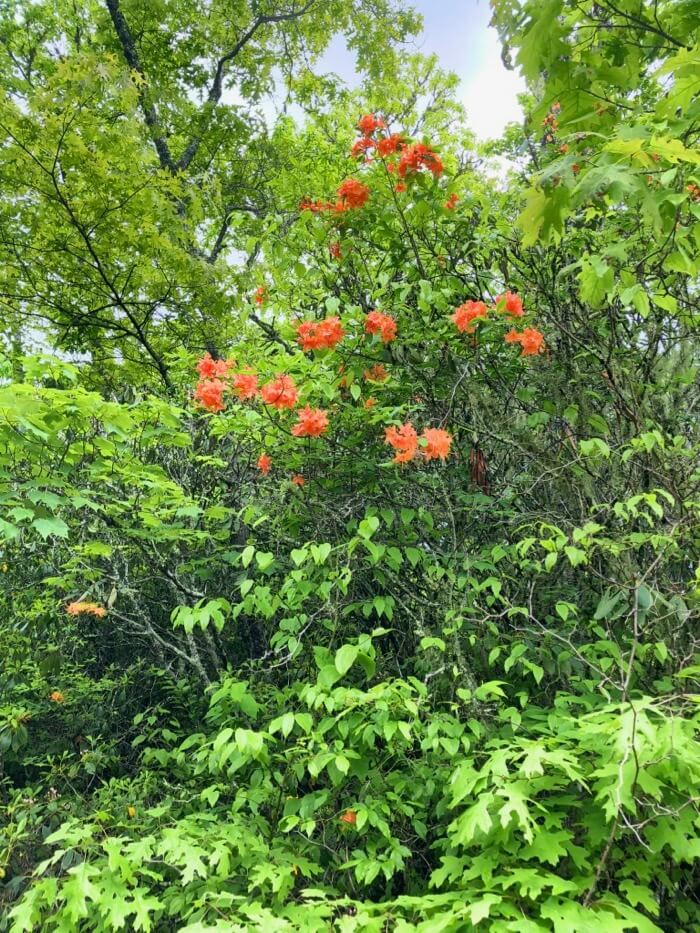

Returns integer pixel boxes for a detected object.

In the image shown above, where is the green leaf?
[594,590,624,620]
[290,547,308,566]
[451,792,494,845]
[32,517,69,539]
[335,644,359,676]
[310,542,331,564]
[564,546,586,567]
[578,255,614,309]
[358,516,380,539]
[255,551,274,570]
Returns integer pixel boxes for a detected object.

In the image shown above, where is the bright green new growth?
[1,1,699,930]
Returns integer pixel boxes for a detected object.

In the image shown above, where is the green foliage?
[1,1,700,931]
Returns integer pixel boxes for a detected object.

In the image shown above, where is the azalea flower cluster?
[194,139,549,481]
[299,177,370,214]
[505,327,545,356]
[194,353,259,413]
[254,405,328,477]
[364,363,389,383]
[195,308,397,420]
[66,601,107,618]
[194,355,331,477]
[385,424,453,464]
[364,310,397,343]
[295,312,397,354]
[300,117,445,218]
[296,316,345,351]
[451,291,544,356]
[349,115,444,180]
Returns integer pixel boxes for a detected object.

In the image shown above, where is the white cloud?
[459,26,526,140]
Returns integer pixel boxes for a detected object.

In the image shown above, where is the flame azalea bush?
[1,2,700,932]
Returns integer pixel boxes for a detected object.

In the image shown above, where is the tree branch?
[175,1,317,172]
[104,0,175,172]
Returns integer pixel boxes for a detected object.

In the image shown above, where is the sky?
[410,0,526,139]
[319,0,527,141]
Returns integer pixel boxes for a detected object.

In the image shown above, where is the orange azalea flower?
[317,318,345,348]
[496,291,524,318]
[395,182,407,193]
[519,327,545,356]
[66,601,107,618]
[421,428,452,461]
[261,374,298,409]
[398,142,443,177]
[300,197,333,213]
[385,422,418,463]
[296,321,318,351]
[296,317,345,351]
[558,143,569,154]
[329,241,342,259]
[444,193,459,210]
[452,300,488,333]
[194,378,226,412]
[291,474,305,486]
[365,310,397,343]
[291,406,329,438]
[253,286,266,305]
[364,396,377,409]
[504,328,545,356]
[232,372,259,400]
[340,809,357,826]
[376,133,404,157]
[572,163,581,175]
[336,178,370,210]
[350,137,375,158]
[257,453,272,475]
[49,690,65,703]
[357,114,384,136]
[196,353,233,378]
[364,363,389,383]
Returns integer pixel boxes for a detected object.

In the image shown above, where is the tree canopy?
[1,1,699,930]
